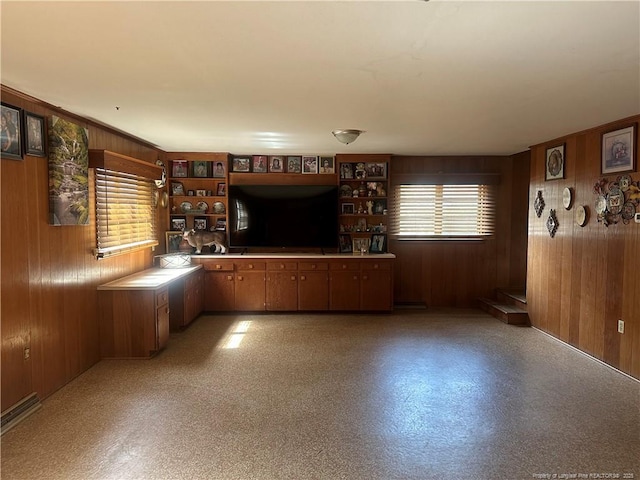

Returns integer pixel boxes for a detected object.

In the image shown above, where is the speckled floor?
[2,309,639,480]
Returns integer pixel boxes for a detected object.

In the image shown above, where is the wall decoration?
[232,156,250,173]
[1,103,23,160]
[286,156,302,173]
[48,116,89,225]
[601,124,636,175]
[339,234,352,253]
[364,162,387,179]
[534,190,545,217]
[269,156,284,173]
[593,173,640,226]
[319,156,335,174]
[353,236,371,254]
[172,160,188,178]
[252,155,268,173]
[24,112,46,157]
[575,205,588,227]
[562,187,573,210]
[192,161,209,178]
[166,231,184,253]
[546,209,559,238]
[545,144,565,180]
[302,156,318,174]
[370,234,386,253]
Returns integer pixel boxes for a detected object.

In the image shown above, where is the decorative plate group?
[593,174,639,226]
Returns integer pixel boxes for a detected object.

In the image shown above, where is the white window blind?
[95,168,158,258]
[392,184,495,238]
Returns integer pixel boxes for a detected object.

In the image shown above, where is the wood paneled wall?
[1,87,163,411]
[389,154,530,307]
[527,115,640,379]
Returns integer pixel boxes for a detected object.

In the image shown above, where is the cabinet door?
[299,271,329,311]
[234,272,265,311]
[266,272,298,311]
[204,271,235,311]
[193,270,204,317]
[361,268,393,311]
[329,271,361,310]
[156,304,170,351]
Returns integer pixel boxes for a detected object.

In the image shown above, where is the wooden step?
[478,298,530,326]
[496,289,527,311]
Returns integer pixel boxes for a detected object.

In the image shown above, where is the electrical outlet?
[24,347,30,360]
[618,320,625,334]
[635,212,640,223]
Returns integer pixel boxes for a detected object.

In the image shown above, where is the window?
[95,168,158,258]
[391,184,495,239]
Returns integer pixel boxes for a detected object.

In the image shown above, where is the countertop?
[97,265,203,291]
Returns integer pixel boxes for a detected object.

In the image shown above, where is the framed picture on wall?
[1,103,23,160]
[252,155,268,173]
[601,124,636,175]
[24,111,46,157]
[545,144,565,181]
[166,231,184,253]
[192,161,209,178]
[319,156,335,174]
[269,156,284,173]
[286,156,302,173]
[171,216,187,231]
[232,156,250,172]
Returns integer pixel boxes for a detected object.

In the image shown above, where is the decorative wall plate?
[213,201,226,214]
[575,205,587,227]
[562,187,573,210]
[621,202,636,222]
[595,195,607,215]
[534,190,545,218]
[180,201,193,213]
[606,186,623,215]
[546,209,559,237]
[196,201,209,212]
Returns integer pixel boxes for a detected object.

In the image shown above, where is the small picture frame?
[172,160,188,178]
[302,156,318,174]
[194,216,208,230]
[269,156,284,173]
[370,234,386,253]
[213,161,226,178]
[601,124,636,175]
[252,155,268,173]
[215,219,227,231]
[166,231,184,253]
[364,162,386,179]
[171,216,187,231]
[341,203,355,215]
[353,237,371,254]
[319,156,335,174]
[339,234,352,253]
[232,156,251,172]
[171,181,185,196]
[196,189,207,197]
[545,144,565,181]
[192,161,209,178]
[187,190,195,196]
[24,111,46,157]
[286,156,302,173]
[1,103,23,160]
[340,163,354,179]
[217,182,226,196]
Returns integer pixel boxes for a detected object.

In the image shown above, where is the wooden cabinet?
[361,261,393,311]
[298,262,329,311]
[235,261,266,311]
[329,261,361,310]
[266,262,298,311]
[169,268,204,330]
[202,261,235,311]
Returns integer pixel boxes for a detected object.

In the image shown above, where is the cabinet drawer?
[267,262,297,271]
[298,262,328,271]
[236,262,266,271]
[202,262,234,272]
[156,288,169,307]
[329,262,360,271]
[362,261,391,271]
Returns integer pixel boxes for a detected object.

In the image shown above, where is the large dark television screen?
[228,185,339,249]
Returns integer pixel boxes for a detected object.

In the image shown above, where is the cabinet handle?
[291,275,296,281]
[280,264,285,269]
[238,275,243,281]
[353,275,358,281]
[300,275,306,281]
[165,308,170,314]
[342,264,347,269]
[227,275,233,281]
[248,264,254,269]
[374,264,379,269]
[363,275,368,280]
[311,264,317,269]
[216,264,222,270]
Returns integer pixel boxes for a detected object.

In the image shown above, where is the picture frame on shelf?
[357,217,367,232]
[269,156,284,173]
[302,155,318,174]
[213,161,226,178]
[187,190,195,196]
[364,162,386,179]
[340,163,354,179]
[286,156,302,173]
[217,182,226,196]
[1,103,23,160]
[172,160,188,178]
[171,216,187,231]
[232,156,251,172]
[370,234,386,253]
[196,189,207,197]
[339,234,352,253]
[171,181,185,196]
[341,203,355,215]
[252,155,268,173]
[192,161,209,178]
[215,219,227,231]
[194,216,208,231]
[601,124,636,175]
[166,231,184,253]
[353,237,371,255]
[24,111,46,157]
[319,156,335,174]
[545,144,565,180]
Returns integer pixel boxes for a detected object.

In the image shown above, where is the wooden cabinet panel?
[156,304,170,351]
[361,268,393,311]
[204,271,235,311]
[329,270,361,310]
[266,272,298,311]
[234,271,265,311]
[299,271,329,311]
[169,270,203,330]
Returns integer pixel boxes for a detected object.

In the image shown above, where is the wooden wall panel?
[527,114,639,379]
[389,154,528,307]
[0,87,162,411]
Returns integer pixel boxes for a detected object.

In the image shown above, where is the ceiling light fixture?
[332,129,364,145]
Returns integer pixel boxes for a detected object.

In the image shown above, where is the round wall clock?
[562,187,573,210]
[575,205,587,227]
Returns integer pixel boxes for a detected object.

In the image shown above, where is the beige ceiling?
[1,1,639,156]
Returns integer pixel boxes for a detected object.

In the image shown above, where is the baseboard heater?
[1,392,41,436]
[394,302,428,309]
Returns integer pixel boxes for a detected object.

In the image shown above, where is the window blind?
[391,184,495,238]
[95,168,158,258]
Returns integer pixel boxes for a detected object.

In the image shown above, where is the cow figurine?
[183,229,227,254]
